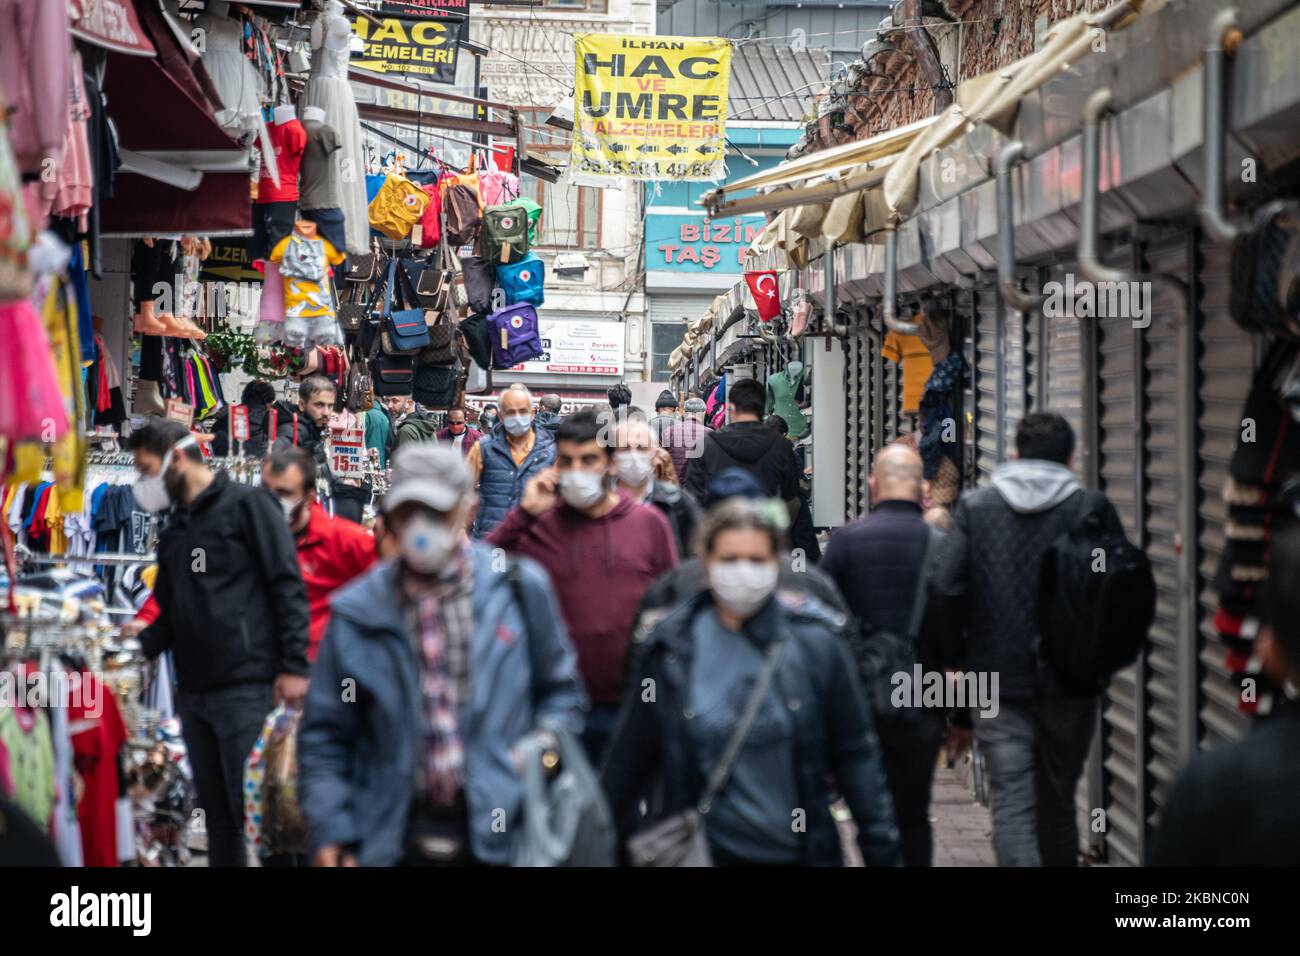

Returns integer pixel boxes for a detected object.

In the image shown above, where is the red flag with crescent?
[744,270,782,322]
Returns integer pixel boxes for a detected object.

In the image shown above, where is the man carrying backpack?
[925,412,1141,867]
[821,443,947,866]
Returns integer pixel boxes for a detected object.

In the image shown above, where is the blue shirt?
[688,608,800,863]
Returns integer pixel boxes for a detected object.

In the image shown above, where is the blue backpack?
[497,253,545,307]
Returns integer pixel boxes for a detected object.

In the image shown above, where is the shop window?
[518,109,602,250]
[651,321,683,381]
[540,0,608,10]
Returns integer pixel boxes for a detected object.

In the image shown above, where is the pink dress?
[0,299,70,442]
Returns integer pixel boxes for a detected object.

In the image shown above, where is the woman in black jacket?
[601,499,901,866]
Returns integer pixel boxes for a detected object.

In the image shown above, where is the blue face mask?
[503,413,532,436]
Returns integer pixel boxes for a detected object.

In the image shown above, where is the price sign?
[165,399,194,427]
[330,427,367,480]
[231,404,251,442]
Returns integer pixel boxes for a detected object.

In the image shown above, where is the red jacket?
[296,503,378,660]
[487,492,678,704]
[436,424,482,457]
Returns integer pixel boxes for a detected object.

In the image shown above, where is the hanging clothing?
[304,7,369,253]
[49,699,82,867]
[764,366,807,438]
[882,332,934,416]
[0,705,55,830]
[0,300,69,442]
[69,672,128,867]
[0,0,70,177]
[918,351,965,483]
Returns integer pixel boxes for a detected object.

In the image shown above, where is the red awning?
[69,0,157,58]
[102,172,251,237]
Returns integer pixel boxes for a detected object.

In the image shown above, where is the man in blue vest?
[467,383,556,537]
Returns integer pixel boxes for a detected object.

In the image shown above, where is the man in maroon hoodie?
[488,409,678,760]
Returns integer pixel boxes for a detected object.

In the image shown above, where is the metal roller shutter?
[1044,306,1085,463]
[1139,233,1195,845]
[973,288,1000,484]
[844,320,871,520]
[1096,312,1145,866]
[883,346,902,443]
[1194,237,1253,751]
[1002,306,1028,459]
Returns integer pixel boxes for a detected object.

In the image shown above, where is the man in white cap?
[299,444,586,867]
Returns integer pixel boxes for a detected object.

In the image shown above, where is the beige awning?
[882,0,1148,216]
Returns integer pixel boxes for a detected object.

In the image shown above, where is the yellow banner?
[572,34,731,181]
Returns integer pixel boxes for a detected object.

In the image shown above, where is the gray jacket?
[298,544,587,865]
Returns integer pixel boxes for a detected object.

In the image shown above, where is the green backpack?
[515,198,542,245]
[482,203,531,265]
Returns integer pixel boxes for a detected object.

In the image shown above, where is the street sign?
[381,0,471,18]
[330,427,367,480]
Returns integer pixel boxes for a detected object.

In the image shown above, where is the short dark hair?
[540,394,562,412]
[241,380,276,407]
[266,446,317,491]
[607,384,632,409]
[1016,412,1075,465]
[299,375,337,404]
[555,409,612,459]
[766,414,789,436]
[655,390,678,410]
[127,419,204,463]
[1263,524,1300,677]
[728,378,766,417]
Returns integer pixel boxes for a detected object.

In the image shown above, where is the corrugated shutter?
[1097,311,1144,867]
[844,318,871,520]
[973,288,1000,484]
[1002,307,1028,458]
[1139,234,1193,847]
[883,344,903,443]
[1194,237,1253,750]
[1044,303,1085,460]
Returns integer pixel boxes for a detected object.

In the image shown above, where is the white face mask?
[400,513,461,575]
[709,559,779,618]
[615,450,653,488]
[133,450,174,513]
[502,413,532,436]
[281,496,305,524]
[559,470,608,510]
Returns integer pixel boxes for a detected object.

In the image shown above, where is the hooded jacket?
[297,546,586,866]
[140,472,311,691]
[272,399,326,458]
[472,423,556,537]
[602,589,902,867]
[923,459,1119,698]
[684,420,800,504]
[645,480,700,560]
[393,407,440,448]
[534,409,563,438]
[487,492,678,704]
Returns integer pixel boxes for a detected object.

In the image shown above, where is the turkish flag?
[745,270,782,322]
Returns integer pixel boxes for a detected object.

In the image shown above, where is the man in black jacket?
[821,443,947,866]
[1148,525,1300,865]
[925,412,1121,866]
[130,420,310,867]
[273,375,336,455]
[534,393,564,438]
[683,377,800,521]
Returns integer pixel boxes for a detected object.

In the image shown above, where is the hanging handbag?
[459,312,494,371]
[344,247,379,283]
[497,253,545,307]
[482,203,531,265]
[459,255,497,315]
[626,640,786,867]
[381,260,432,355]
[368,174,431,241]
[413,361,461,409]
[368,320,415,396]
[486,303,544,369]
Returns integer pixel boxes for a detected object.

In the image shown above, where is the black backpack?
[847,527,943,732]
[1037,490,1156,696]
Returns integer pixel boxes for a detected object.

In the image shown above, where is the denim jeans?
[178,683,275,867]
[974,696,1098,867]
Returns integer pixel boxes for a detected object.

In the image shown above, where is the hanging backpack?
[368,174,430,241]
[460,255,497,314]
[416,182,443,248]
[482,203,531,264]
[497,253,545,307]
[479,166,520,208]
[1037,490,1156,696]
[515,197,542,245]
[486,303,543,369]
[459,312,494,371]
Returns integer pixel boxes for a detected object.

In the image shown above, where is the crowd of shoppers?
[100,377,1294,870]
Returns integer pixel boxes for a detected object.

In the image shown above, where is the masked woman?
[601,498,902,867]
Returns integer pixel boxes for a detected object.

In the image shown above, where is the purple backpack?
[486,303,544,369]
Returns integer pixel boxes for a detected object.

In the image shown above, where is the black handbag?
[381,260,431,355]
[458,312,494,371]
[344,247,379,283]
[412,362,461,409]
[368,312,415,397]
